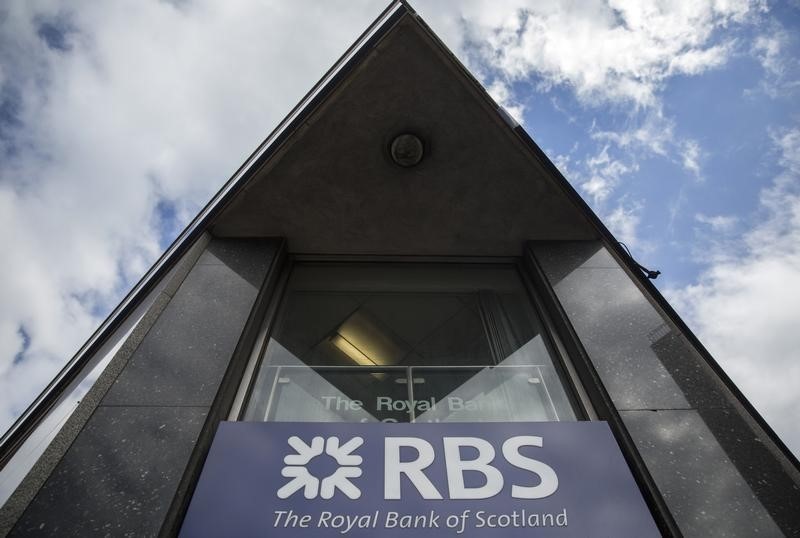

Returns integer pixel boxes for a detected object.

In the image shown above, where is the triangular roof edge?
[3,0,797,478]
[0,0,411,463]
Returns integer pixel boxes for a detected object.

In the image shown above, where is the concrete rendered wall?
[531,241,800,537]
[3,238,279,537]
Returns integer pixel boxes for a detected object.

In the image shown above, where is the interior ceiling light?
[330,310,407,367]
[390,133,424,167]
[330,334,377,367]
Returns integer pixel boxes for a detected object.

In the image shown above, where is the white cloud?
[695,212,738,231]
[605,200,646,251]
[581,145,638,205]
[0,0,384,431]
[435,0,763,109]
[747,23,800,98]
[485,79,525,124]
[681,139,703,179]
[668,42,733,75]
[592,111,705,177]
[551,153,577,180]
[419,1,759,210]
[669,127,800,456]
[775,127,800,173]
[592,113,672,157]
[553,111,703,225]
[753,33,785,77]
[421,0,797,273]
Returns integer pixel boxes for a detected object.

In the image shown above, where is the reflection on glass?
[414,365,557,422]
[243,263,577,423]
[331,310,407,367]
[532,241,800,537]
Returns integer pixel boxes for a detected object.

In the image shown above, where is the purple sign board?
[180,422,659,537]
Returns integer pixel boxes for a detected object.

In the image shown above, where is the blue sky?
[0,1,798,457]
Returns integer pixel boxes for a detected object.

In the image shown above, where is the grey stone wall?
[5,238,279,537]
[530,241,800,537]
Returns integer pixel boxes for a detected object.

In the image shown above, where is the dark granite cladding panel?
[537,256,729,410]
[10,406,207,538]
[0,293,174,537]
[621,410,787,537]
[6,238,279,537]
[103,262,260,407]
[533,241,617,284]
[196,237,278,288]
[532,241,800,537]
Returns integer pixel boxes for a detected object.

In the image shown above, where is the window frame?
[227,254,595,422]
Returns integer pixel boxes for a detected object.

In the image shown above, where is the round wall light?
[390,133,424,167]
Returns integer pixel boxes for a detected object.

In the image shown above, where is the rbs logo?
[385,436,558,500]
[279,435,558,501]
[278,436,364,500]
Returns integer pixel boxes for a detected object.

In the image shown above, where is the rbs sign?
[384,436,557,500]
[275,434,558,501]
[181,422,660,537]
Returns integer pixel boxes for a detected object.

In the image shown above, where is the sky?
[0,0,798,459]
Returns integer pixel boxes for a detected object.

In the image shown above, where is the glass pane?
[243,263,577,422]
[262,366,407,422]
[413,366,559,422]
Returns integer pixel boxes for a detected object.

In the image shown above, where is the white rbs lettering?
[443,437,503,499]
[384,437,443,500]
[383,436,558,500]
[502,436,558,499]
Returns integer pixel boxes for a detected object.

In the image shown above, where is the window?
[242,262,579,423]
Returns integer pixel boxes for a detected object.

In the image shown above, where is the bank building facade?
[1,2,798,537]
